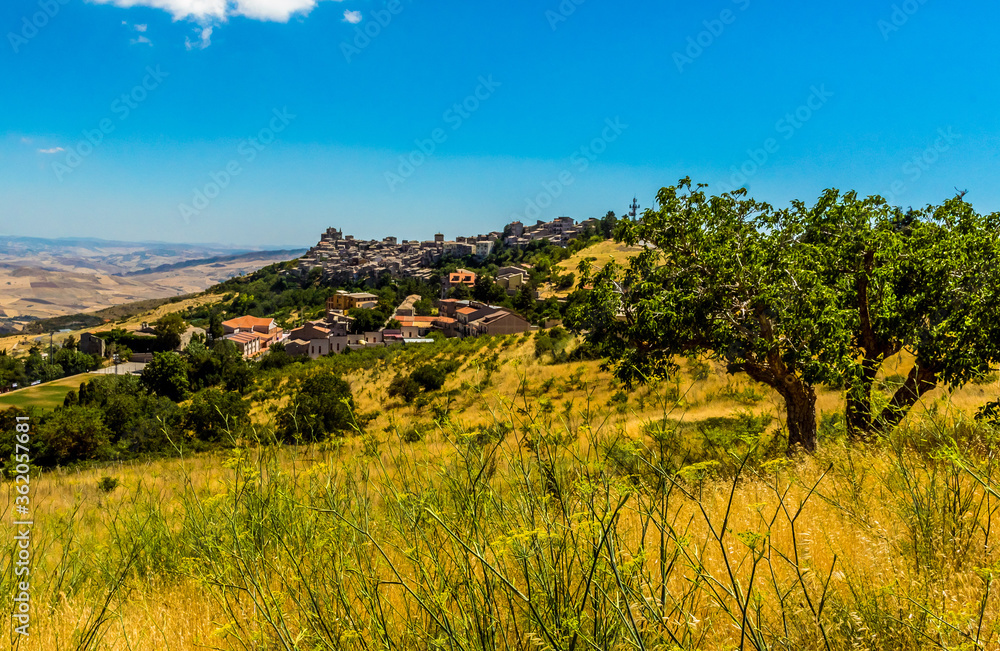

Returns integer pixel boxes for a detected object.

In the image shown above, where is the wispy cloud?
[92,0,339,23]
[343,9,361,23]
[38,147,65,154]
[131,35,153,45]
[185,25,213,50]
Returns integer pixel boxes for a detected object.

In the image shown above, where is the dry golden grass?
[0,294,222,355]
[539,240,645,299]
[4,336,1000,649]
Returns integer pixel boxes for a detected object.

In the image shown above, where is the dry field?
[0,252,292,322]
[4,336,1000,649]
[539,240,645,299]
[0,293,224,356]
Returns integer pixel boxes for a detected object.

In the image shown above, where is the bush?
[97,476,120,493]
[388,375,421,403]
[141,352,190,402]
[185,388,251,442]
[276,370,356,442]
[34,406,115,466]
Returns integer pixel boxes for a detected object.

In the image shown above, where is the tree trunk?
[778,378,818,453]
[741,361,819,454]
[845,357,880,440]
[874,363,938,434]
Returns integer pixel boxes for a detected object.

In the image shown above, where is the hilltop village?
[72,215,601,366]
[291,215,599,286]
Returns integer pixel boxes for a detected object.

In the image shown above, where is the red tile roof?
[223,316,275,329]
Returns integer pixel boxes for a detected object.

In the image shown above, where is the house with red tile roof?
[222,315,285,351]
[225,331,263,358]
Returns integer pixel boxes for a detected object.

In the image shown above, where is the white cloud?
[90,0,339,22]
[38,147,65,154]
[131,34,153,44]
[342,9,361,23]
[134,23,148,31]
[185,25,213,50]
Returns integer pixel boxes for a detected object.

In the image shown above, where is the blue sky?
[1,0,998,247]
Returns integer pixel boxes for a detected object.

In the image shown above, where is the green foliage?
[387,374,421,403]
[51,347,102,375]
[276,370,356,442]
[473,274,509,304]
[348,307,388,334]
[570,178,840,452]
[141,352,190,402]
[184,388,251,442]
[97,476,120,493]
[153,312,188,350]
[34,406,115,466]
[782,191,1000,438]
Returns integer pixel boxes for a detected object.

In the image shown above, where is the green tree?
[473,275,508,304]
[414,298,434,316]
[600,210,618,238]
[570,179,849,452]
[786,191,1000,438]
[448,284,471,300]
[513,284,536,318]
[276,370,356,442]
[411,364,448,392]
[52,348,101,375]
[387,374,421,403]
[208,310,225,340]
[184,388,250,442]
[348,307,387,334]
[153,312,188,350]
[141,352,190,402]
[35,406,114,466]
[0,351,27,389]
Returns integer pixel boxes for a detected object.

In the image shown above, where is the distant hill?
[0,236,305,324]
[116,249,305,277]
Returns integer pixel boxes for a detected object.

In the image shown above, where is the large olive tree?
[571,179,1000,453]
[569,179,851,452]
[785,191,1000,438]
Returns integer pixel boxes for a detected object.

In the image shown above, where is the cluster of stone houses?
[292,228,502,285]
[278,293,532,360]
[291,217,598,285]
[504,217,600,248]
[496,265,531,295]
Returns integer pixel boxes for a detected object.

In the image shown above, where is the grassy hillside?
[0,293,223,355]
[3,332,1000,649]
[0,373,99,410]
[540,240,645,299]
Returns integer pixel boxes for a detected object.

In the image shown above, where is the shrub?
[97,476,120,493]
[276,370,356,442]
[184,388,251,442]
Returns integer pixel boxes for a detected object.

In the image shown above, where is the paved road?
[92,362,146,375]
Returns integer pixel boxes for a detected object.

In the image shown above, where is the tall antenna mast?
[629,196,639,219]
